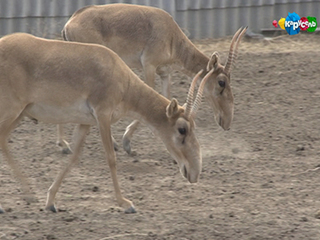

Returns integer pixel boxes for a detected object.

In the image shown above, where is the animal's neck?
[123,75,170,129]
[174,37,209,76]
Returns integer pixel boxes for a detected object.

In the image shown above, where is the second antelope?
[60,3,247,154]
[0,33,215,214]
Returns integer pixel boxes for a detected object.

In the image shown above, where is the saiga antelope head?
[204,27,247,130]
[161,70,214,183]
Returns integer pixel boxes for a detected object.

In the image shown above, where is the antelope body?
[0,33,214,213]
[61,3,247,154]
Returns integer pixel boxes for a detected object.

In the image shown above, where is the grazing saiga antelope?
[0,32,216,213]
[60,3,247,154]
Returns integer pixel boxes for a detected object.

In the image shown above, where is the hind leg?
[0,112,36,210]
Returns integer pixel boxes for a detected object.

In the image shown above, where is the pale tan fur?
[0,33,214,213]
[60,4,247,154]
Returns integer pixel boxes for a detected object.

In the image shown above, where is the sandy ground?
[1,33,320,240]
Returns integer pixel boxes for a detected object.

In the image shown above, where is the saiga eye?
[218,80,225,88]
[178,127,187,135]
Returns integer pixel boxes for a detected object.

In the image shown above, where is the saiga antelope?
[61,3,247,154]
[0,33,216,213]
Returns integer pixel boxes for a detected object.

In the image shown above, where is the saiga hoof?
[124,206,136,214]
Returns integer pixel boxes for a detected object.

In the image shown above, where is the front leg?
[122,62,156,155]
[122,120,140,155]
[57,124,119,153]
[156,65,172,99]
[56,124,72,154]
[0,204,4,213]
[98,115,136,213]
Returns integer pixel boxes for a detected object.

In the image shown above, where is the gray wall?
[0,0,319,39]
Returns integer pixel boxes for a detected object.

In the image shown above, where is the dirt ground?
[1,33,320,240]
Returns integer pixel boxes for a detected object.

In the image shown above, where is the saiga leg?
[122,64,156,154]
[156,65,172,99]
[98,114,135,213]
[0,111,35,212]
[57,124,119,154]
[45,124,90,212]
[56,124,72,154]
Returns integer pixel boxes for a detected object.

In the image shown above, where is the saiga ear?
[206,52,220,71]
[166,98,181,118]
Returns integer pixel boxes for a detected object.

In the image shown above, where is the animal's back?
[0,33,132,105]
[63,4,186,68]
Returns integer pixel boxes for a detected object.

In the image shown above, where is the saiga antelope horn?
[224,26,248,74]
[185,69,203,118]
[190,68,215,119]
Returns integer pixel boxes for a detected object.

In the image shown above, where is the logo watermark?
[273,12,317,35]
